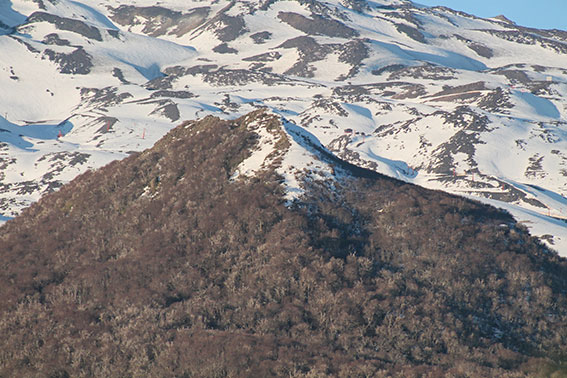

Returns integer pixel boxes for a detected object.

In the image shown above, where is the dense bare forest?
[1,112,567,377]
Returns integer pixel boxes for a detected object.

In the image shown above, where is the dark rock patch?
[145,64,219,90]
[430,92,482,103]
[283,62,315,78]
[26,12,102,41]
[202,68,289,87]
[429,81,486,98]
[212,43,238,54]
[310,98,349,117]
[278,11,358,38]
[112,68,129,84]
[108,30,120,39]
[181,65,219,76]
[43,33,71,46]
[215,94,242,113]
[38,151,90,168]
[385,9,424,27]
[80,87,133,108]
[395,23,425,43]
[482,184,548,209]
[152,102,180,122]
[481,29,567,54]
[335,82,420,101]
[387,64,455,80]
[337,39,369,80]
[539,28,567,42]
[494,69,531,84]
[525,154,546,179]
[213,14,248,42]
[426,107,491,173]
[493,15,516,25]
[43,48,93,75]
[296,0,347,20]
[371,64,406,76]
[527,81,554,96]
[392,84,427,99]
[145,64,220,91]
[109,6,209,37]
[373,118,418,138]
[444,106,491,132]
[250,31,271,44]
[478,88,514,112]
[144,64,214,91]
[427,131,479,174]
[243,52,282,62]
[279,36,333,78]
[31,0,47,10]
[94,117,118,133]
[150,90,195,99]
[340,0,370,13]
[279,35,325,54]
[15,180,41,195]
[454,34,493,58]
[145,77,174,91]
[333,84,370,102]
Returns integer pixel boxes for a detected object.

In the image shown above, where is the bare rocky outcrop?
[26,12,103,41]
[109,5,209,37]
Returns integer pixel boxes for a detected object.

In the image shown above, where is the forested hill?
[1,111,567,376]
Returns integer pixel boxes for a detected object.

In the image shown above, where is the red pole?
[142,128,146,139]
[57,130,62,138]
[106,121,110,132]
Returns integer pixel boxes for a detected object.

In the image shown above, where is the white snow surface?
[0,0,566,255]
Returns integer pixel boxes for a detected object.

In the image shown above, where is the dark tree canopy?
[1,111,567,377]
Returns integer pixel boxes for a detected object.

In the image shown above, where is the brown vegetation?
[1,111,567,377]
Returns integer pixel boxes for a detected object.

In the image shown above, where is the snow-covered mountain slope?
[1,0,566,254]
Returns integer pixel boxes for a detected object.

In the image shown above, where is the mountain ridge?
[2,110,567,376]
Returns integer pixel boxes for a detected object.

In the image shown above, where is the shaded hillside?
[1,111,567,377]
